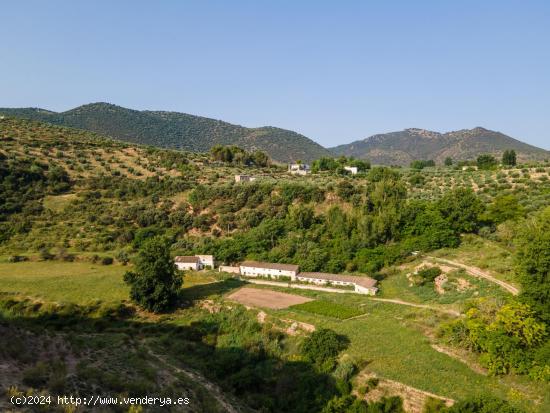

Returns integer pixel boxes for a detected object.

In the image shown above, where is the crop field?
[291,299,364,319]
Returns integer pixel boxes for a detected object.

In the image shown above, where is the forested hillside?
[0,103,330,163]
[331,127,549,165]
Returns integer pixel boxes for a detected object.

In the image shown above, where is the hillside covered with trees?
[0,103,331,163]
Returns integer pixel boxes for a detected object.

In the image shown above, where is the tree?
[476,154,498,170]
[485,194,524,224]
[502,150,517,166]
[301,329,348,372]
[437,188,485,233]
[515,207,550,322]
[123,236,182,312]
[444,157,453,166]
[448,395,524,413]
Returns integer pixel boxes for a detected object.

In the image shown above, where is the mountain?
[0,103,330,163]
[330,127,549,165]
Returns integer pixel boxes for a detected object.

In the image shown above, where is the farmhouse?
[297,272,378,295]
[240,261,300,280]
[344,166,358,175]
[174,255,214,271]
[288,163,310,175]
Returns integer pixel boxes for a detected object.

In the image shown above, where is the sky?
[1,1,549,149]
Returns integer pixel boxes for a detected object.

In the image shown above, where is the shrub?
[100,256,113,265]
[417,266,442,283]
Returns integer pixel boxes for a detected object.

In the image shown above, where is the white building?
[196,255,214,269]
[174,256,200,271]
[288,164,311,175]
[344,166,358,175]
[235,175,256,183]
[174,255,215,271]
[297,272,378,295]
[239,261,300,280]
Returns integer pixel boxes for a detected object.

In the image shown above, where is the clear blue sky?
[1,1,549,148]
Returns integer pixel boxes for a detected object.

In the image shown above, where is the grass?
[0,260,128,304]
[0,262,225,305]
[379,266,508,307]
[242,285,549,413]
[291,300,364,319]
[0,263,548,412]
[430,234,519,286]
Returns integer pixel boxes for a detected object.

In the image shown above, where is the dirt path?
[427,256,519,296]
[368,297,460,316]
[146,345,243,413]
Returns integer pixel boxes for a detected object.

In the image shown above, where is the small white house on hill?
[344,166,358,175]
[288,164,310,175]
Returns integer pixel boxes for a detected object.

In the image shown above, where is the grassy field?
[230,284,549,413]
[0,263,548,412]
[0,261,220,304]
[0,260,127,304]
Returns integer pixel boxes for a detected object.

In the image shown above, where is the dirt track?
[427,256,519,295]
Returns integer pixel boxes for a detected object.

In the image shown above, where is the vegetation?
[292,300,364,319]
[123,236,182,312]
[1,117,550,412]
[476,154,498,170]
[0,103,330,162]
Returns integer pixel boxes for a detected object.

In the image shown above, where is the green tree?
[502,150,517,166]
[437,188,485,233]
[476,154,498,170]
[123,236,182,312]
[301,329,348,372]
[444,157,453,166]
[448,395,524,413]
[515,207,550,322]
[485,194,525,224]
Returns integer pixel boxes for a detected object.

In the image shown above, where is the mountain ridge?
[0,102,330,163]
[330,127,548,165]
[2,103,548,165]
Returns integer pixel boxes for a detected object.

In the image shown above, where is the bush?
[417,266,442,283]
[7,255,28,263]
[101,256,114,265]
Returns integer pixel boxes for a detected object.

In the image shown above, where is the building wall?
[197,255,214,268]
[176,262,199,271]
[239,266,297,280]
[219,265,240,274]
[354,285,378,295]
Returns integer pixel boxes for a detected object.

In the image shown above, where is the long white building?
[239,261,300,280]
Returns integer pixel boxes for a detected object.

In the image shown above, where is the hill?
[330,127,549,165]
[0,103,330,163]
[1,117,550,413]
